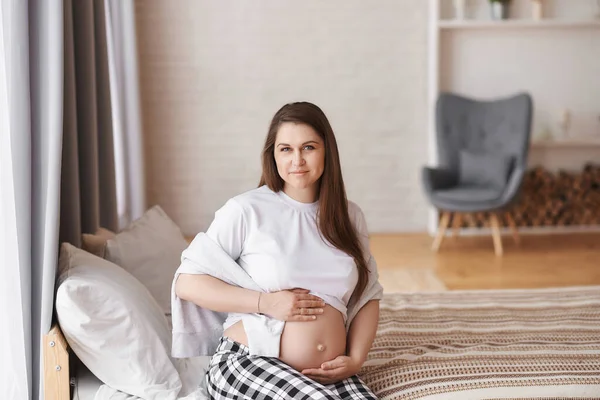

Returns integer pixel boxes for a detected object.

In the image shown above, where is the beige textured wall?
[135,1,429,235]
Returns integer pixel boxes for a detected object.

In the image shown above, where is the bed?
[43,206,600,399]
[72,363,103,400]
[45,284,600,400]
[44,323,212,400]
[361,286,600,399]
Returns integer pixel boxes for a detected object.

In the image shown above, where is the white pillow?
[104,205,189,320]
[56,243,182,400]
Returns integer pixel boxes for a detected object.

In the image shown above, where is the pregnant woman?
[175,102,382,399]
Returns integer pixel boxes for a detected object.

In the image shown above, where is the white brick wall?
[135,0,430,235]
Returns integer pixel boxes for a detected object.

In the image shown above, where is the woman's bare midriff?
[223,304,346,372]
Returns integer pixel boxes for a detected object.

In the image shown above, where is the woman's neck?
[283,184,319,204]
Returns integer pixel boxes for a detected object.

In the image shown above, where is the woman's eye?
[280,146,314,152]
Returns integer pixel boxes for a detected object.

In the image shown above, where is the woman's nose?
[292,150,305,166]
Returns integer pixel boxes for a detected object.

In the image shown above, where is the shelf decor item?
[453,0,467,20]
[531,0,543,20]
[558,108,572,140]
[489,0,510,20]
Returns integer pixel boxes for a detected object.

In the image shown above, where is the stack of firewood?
[443,163,600,228]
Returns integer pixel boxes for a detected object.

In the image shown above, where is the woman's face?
[274,122,325,194]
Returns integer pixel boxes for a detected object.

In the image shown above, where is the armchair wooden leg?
[452,213,462,237]
[489,213,503,256]
[504,212,520,245]
[432,211,451,252]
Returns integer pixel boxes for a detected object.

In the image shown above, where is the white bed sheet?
[75,357,211,400]
[72,363,104,400]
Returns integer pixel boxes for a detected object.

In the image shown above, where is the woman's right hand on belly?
[262,288,326,321]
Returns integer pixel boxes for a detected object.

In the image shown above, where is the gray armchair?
[422,92,533,255]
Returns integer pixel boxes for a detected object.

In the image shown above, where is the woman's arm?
[175,274,325,320]
[302,299,380,383]
[346,299,379,366]
[346,206,382,366]
[175,274,261,314]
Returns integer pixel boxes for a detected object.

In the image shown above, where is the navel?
[316,343,326,352]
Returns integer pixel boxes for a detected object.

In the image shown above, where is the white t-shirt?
[205,185,373,330]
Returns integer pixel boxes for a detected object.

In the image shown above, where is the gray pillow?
[458,149,511,189]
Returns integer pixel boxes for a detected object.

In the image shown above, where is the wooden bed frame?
[43,323,71,400]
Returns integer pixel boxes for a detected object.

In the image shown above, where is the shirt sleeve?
[345,202,384,328]
[205,198,247,260]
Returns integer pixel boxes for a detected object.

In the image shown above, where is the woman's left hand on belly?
[301,355,360,384]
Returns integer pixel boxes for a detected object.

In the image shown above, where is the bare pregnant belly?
[223,305,346,372]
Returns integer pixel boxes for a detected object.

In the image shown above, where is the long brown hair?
[259,102,369,302]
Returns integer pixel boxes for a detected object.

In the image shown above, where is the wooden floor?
[370,232,600,290]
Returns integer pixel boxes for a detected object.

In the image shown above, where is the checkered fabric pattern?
[206,337,378,400]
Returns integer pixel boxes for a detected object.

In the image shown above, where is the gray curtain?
[0,0,120,398]
[60,0,118,248]
[0,0,64,399]
[106,0,146,229]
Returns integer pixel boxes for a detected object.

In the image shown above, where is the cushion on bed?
[104,205,188,321]
[81,227,116,258]
[56,243,182,400]
[360,286,600,399]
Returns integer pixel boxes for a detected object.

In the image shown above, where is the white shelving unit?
[438,19,600,29]
[427,0,600,234]
[531,139,600,148]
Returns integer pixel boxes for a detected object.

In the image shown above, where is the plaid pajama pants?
[206,337,378,400]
